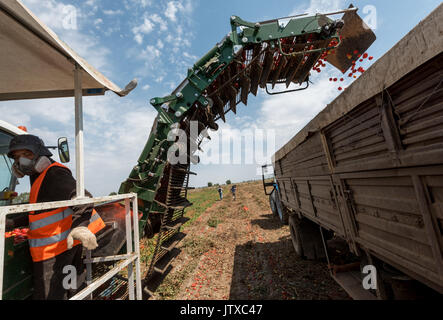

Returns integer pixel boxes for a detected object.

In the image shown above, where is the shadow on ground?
[250,214,282,230]
[228,237,351,300]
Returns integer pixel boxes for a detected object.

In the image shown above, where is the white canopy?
[0,0,137,101]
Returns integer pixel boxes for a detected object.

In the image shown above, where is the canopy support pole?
[74,64,85,198]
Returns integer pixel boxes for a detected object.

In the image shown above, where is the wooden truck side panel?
[274,52,443,292]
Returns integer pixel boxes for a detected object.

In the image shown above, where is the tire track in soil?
[163,181,350,300]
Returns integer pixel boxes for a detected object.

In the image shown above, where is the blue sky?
[2,0,441,196]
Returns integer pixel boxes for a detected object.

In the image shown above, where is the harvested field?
[143,180,350,300]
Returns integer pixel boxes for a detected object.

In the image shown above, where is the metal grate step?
[153,247,181,274]
[160,232,186,252]
[164,217,190,230]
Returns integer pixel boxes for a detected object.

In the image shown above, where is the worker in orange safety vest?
[6,134,106,300]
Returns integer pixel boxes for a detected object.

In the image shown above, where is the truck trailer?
[268,4,443,299]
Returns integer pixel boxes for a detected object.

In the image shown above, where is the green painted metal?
[3,238,33,300]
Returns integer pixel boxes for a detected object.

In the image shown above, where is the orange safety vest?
[28,162,106,262]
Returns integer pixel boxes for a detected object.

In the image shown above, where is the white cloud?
[133,18,154,34]
[183,51,198,61]
[164,1,183,22]
[293,0,345,15]
[132,17,155,44]
[21,0,112,74]
[150,13,168,31]
[142,45,161,61]
[134,33,143,45]
[103,9,124,16]
[138,0,152,8]
[156,39,164,49]
[142,84,151,90]
[256,74,342,153]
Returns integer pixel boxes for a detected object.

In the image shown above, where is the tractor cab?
[0,0,140,300]
[0,121,27,207]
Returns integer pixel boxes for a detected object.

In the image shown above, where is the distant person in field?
[218,187,223,200]
[231,185,237,200]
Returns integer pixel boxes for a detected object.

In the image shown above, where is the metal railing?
[0,193,142,300]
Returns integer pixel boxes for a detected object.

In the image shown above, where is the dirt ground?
[150,180,350,300]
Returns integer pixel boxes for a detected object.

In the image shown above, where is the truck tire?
[288,215,326,260]
[274,190,289,225]
[289,215,304,257]
[269,191,277,217]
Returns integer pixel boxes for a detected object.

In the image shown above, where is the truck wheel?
[288,216,326,260]
[289,215,304,258]
[269,191,277,217]
[274,191,289,225]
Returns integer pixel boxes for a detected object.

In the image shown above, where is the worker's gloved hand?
[67,227,98,250]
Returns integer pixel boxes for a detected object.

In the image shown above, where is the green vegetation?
[12,192,29,204]
[183,236,215,258]
[207,182,213,187]
[226,180,231,185]
[207,218,220,228]
[182,187,220,228]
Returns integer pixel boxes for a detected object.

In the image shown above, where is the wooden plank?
[333,135,385,157]
[332,126,383,149]
[334,142,387,162]
[352,194,419,215]
[333,177,359,254]
[358,230,436,272]
[401,116,443,136]
[411,175,443,277]
[306,180,317,218]
[320,131,336,173]
[291,179,302,210]
[402,128,443,146]
[396,86,443,116]
[328,105,379,140]
[378,94,404,153]
[356,213,428,245]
